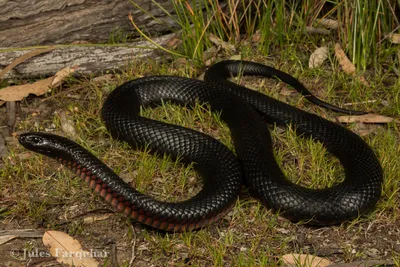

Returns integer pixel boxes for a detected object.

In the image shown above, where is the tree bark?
[0,33,176,78]
[0,0,178,47]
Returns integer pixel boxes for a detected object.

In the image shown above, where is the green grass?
[130,0,398,70]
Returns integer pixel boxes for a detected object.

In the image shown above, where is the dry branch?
[0,33,175,78]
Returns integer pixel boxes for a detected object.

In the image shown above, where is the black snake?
[19,60,383,231]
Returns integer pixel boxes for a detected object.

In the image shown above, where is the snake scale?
[19,60,383,231]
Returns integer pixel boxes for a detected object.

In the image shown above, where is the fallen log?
[0,33,176,78]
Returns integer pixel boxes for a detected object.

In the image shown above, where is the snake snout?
[19,132,57,157]
[19,133,46,147]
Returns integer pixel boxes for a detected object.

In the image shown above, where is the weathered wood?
[0,0,178,47]
[0,33,176,78]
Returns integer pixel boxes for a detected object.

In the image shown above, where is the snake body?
[19,60,383,231]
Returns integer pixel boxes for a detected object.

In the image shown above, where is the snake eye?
[23,135,45,146]
[29,136,43,145]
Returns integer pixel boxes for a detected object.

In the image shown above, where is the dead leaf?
[172,57,189,69]
[282,254,333,267]
[60,112,77,137]
[51,66,78,87]
[305,26,330,35]
[0,77,54,102]
[252,30,262,43]
[334,43,356,74]
[93,74,113,83]
[0,66,77,102]
[209,33,236,53]
[334,43,369,86]
[388,33,400,44]
[0,47,55,79]
[350,122,379,136]
[358,76,369,86]
[203,46,219,66]
[337,114,399,124]
[43,231,100,267]
[165,35,182,50]
[309,46,329,68]
[356,127,378,136]
[318,19,339,29]
[280,86,295,96]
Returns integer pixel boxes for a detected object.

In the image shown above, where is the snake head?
[19,132,74,159]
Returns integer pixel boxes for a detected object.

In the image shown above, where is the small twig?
[128,225,137,267]
[55,209,114,226]
[343,100,377,106]
[111,243,117,267]
[0,133,6,158]
[6,101,16,129]
[385,0,400,25]
[0,229,43,238]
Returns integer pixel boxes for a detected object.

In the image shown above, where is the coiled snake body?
[19,61,383,231]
